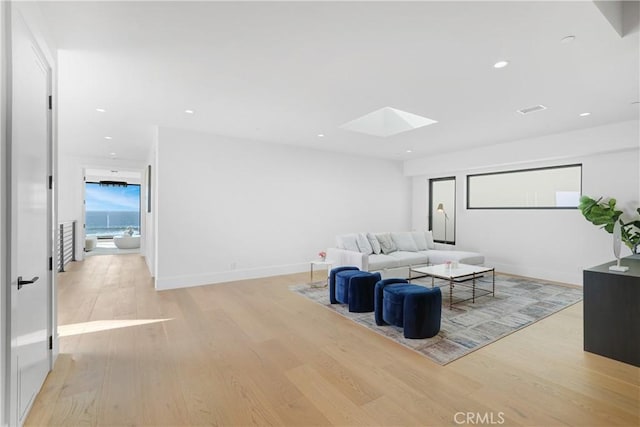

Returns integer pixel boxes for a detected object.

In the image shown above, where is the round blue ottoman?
[377,283,441,339]
[334,270,381,312]
[335,270,366,303]
[329,266,360,304]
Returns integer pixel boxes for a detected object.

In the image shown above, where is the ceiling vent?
[517,105,547,115]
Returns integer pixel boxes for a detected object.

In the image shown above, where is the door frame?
[5,4,56,425]
[1,0,10,424]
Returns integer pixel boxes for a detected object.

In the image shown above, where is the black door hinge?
[49,257,53,271]
[48,95,52,110]
[48,175,53,189]
[48,336,53,350]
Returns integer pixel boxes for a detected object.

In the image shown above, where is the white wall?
[408,120,640,285]
[155,127,411,289]
[57,153,84,258]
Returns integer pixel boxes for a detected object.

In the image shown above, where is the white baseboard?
[144,255,154,278]
[155,262,309,290]
[151,260,585,290]
[490,261,582,286]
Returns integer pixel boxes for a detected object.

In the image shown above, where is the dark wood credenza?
[583,256,640,367]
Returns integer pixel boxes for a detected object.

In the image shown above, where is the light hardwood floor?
[26,254,639,426]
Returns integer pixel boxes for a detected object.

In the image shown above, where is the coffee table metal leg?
[492,268,495,297]
[449,279,453,309]
[472,273,476,303]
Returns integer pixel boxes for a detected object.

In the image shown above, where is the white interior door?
[10,10,52,425]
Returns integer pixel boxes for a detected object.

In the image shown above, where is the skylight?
[340,107,438,137]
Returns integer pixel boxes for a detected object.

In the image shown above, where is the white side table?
[310,259,334,287]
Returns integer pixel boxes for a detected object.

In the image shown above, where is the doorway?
[83,168,142,257]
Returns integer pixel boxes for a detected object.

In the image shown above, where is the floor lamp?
[436,203,449,243]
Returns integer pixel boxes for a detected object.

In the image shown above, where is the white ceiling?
[40,1,639,163]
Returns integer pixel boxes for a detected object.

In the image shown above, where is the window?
[467,164,582,209]
[429,177,456,244]
[85,182,141,237]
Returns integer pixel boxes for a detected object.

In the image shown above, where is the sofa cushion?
[424,250,484,266]
[337,234,360,252]
[367,232,382,254]
[375,233,397,254]
[391,232,418,252]
[367,254,402,270]
[425,231,436,249]
[388,251,429,266]
[356,233,373,255]
[411,231,428,250]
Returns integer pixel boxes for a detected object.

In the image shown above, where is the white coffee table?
[410,264,495,309]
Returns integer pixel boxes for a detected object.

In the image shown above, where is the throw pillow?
[367,232,382,255]
[356,233,373,255]
[338,234,360,252]
[412,231,428,250]
[375,233,397,254]
[425,230,436,249]
[391,232,418,252]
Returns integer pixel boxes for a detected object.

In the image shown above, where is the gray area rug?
[289,275,583,365]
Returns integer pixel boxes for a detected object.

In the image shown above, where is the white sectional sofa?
[326,231,484,279]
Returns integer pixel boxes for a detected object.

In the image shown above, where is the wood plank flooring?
[26,254,639,426]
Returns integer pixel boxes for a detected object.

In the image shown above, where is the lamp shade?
[436,203,444,212]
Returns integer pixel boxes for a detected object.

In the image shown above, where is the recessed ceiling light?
[317,134,325,138]
[579,112,591,117]
[184,109,195,114]
[406,150,412,153]
[493,60,509,69]
[109,152,116,156]
[561,35,576,44]
[96,108,106,113]
[104,136,112,140]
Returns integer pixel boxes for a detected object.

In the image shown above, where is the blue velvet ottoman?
[330,268,381,313]
[329,266,360,304]
[374,279,441,339]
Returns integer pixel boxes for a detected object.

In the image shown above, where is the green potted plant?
[579,195,640,255]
